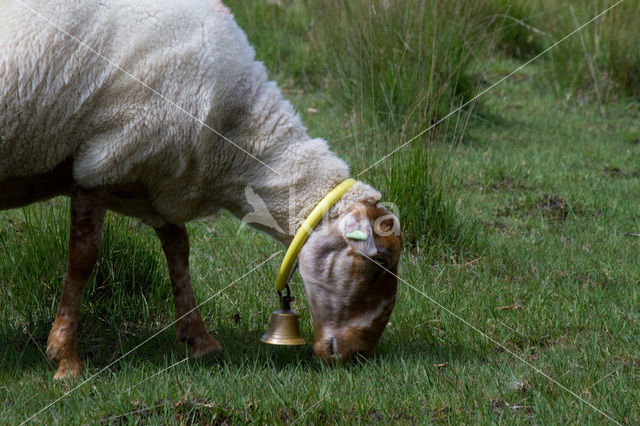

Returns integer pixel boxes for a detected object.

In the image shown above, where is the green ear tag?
[346,230,368,241]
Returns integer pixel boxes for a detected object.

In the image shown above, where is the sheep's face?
[298,203,401,363]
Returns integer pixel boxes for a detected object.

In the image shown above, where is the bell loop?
[277,284,295,311]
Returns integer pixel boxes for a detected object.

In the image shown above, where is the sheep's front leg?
[154,224,222,357]
[46,186,109,379]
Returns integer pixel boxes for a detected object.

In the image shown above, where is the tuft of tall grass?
[481,0,547,60]
[315,0,490,251]
[464,0,640,103]
[318,0,489,138]
[369,136,478,252]
[544,0,640,102]
[226,0,324,88]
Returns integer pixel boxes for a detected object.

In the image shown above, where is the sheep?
[0,0,402,379]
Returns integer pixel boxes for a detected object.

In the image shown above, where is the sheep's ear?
[339,207,377,257]
[373,207,401,237]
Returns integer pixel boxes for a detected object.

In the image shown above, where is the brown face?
[298,203,402,363]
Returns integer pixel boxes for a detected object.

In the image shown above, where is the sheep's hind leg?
[154,224,222,358]
[46,186,109,379]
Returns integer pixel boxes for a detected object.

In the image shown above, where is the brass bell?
[261,286,305,346]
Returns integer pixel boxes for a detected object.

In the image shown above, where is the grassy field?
[2,0,639,424]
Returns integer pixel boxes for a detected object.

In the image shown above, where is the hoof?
[53,356,84,380]
[194,347,224,363]
[188,334,223,359]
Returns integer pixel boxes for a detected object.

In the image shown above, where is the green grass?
[546,0,640,102]
[481,0,547,59]
[2,1,640,424]
[484,0,640,102]
[311,0,492,249]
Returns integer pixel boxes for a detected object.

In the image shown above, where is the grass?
[311,0,491,249]
[544,0,640,102]
[481,0,547,60]
[482,0,640,102]
[2,0,640,424]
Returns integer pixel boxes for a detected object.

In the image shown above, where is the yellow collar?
[274,178,356,291]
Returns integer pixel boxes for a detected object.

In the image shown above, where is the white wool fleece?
[0,0,380,239]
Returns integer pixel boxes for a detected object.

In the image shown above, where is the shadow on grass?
[1,318,478,380]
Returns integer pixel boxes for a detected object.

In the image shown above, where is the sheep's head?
[298,203,401,363]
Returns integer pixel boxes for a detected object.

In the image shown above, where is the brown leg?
[154,224,222,357]
[46,186,109,379]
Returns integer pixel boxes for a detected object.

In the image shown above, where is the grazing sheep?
[0,0,402,379]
